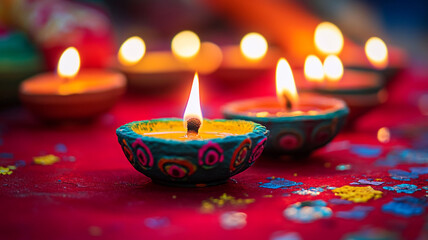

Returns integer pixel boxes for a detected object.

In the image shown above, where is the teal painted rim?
[222,96,349,123]
[116,118,269,146]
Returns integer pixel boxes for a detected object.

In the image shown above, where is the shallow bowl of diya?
[116,118,268,187]
[223,58,349,155]
[19,47,126,121]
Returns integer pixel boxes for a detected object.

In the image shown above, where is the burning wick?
[186,117,202,139]
[183,73,203,140]
[281,92,293,110]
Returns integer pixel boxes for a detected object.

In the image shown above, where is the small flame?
[171,30,201,59]
[57,47,80,78]
[240,32,268,61]
[323,55,343,82]
[365,37,388,69]
[304,55,324,82]
[276,58,298,108]
[314,22,344,55]
[183,73,203,127]
[377,127,390,143]
[118,36,146,66]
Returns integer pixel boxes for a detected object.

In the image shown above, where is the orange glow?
[304,55,324,82]
[240,32,268,61]
[314,22,344,55]
[183,73,203,127]
[323,55,343,82]
[276,58,298,108]
[118,36,146,66]
[365,37,388,69]
[171,30,201,59]
[57,47,80,78]
[377,127,390,143]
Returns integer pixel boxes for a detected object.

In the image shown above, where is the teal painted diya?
[222,58,349,155]
[116,74,268,187]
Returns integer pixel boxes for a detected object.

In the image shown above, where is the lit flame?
[314,22,344,55]
[57,47,80,78]
[183,73,203,127]
[276,58,298,108]
[240,32,268,61]
[171,30,201,59]
[377,127,390,143]
[304,55,324,82]
[365,37,388,69]
[118,36,146,66]
[323,55,343,82]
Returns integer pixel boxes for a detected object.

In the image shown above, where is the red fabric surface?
[0,68,427,240]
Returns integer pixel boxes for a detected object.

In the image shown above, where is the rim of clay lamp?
[222,93,349,123]
[116,118,269,146]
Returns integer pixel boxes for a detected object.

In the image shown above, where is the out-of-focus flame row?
[305,22,389,82]
[117,31,269,74]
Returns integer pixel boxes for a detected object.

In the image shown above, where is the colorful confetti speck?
[259,177,303,189]
[55,143,68,153]
[336,164,352,171]
[382,196,427,217]
[219,211,247,230]
[336,206,374,220]
[409,167,428,175]
[283,200,332,223]
[200,193,255,213]
[343,227,399,240]
[0,152,13,159]
[383,184,421,194]
[33,154,60,165]
[329,198,352,205]
[332,186,382,203]
[351,179,384,186]
[15,160,26,167]
[350,144,382,158]
[0,166,13,175]
[270,231,301,240]
[144,217,170,229]
[292,187,324,196]
[388,169,419,181]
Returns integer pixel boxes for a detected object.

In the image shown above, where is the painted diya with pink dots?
[116,74,268,187]
[223,59,348,155]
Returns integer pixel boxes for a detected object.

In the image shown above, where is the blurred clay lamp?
[223,58,349,155]
[215,32,281,82]
[20,47,126,121]
[296,41,385,124]
[116,73,268,187]
[117,32,222,88]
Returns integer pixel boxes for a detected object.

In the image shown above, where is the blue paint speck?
[351,179,384,186]
[0,152,13,159]
[144,217,170,229]
[283,200,332,223]
[15,160,26,167]
[350,144,382,158]
[382,196,427,217]
[336,206,374,220]
[409,167,428,175]
[259,177,303,189]
[388,169,419,181]
[383,184,421,194]
[329,198,352,205]
[55,143,68,153]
